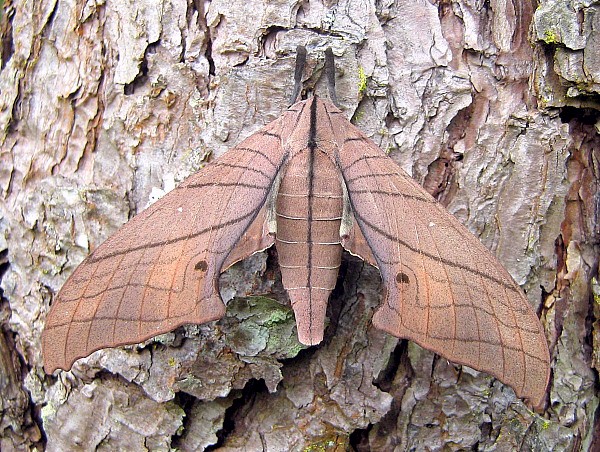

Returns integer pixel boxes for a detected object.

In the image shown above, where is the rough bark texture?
[0,0,598,450]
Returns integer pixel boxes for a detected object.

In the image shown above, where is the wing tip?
[41,301,229,376]
[371,306,551,409]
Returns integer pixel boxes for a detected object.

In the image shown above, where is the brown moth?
[42,47,550,408]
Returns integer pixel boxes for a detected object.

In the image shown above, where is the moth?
[42,47,550,408]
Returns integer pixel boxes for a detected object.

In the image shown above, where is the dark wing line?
[261,131,281,139]
[235,147,278,168]
[86,206,263,264]
[66,315,208,327]
[322,101,337,136]
[348,188,431,202]
[346,172,404,183]
[343,136,369,144]
[341,154,389,173]
[381,320,546,361]
[183,182,269,190]
[350,208,520,293]
[214,162,273,179]
[289,101,308,136]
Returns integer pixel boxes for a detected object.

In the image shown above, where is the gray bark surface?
[0,0,598,450]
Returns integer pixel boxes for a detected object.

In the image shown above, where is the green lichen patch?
[224,296,304,359]
[303,435,348,451]
[543,29,560,45]
[357,66,367,96]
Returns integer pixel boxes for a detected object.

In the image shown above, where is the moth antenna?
[324,48,338,107]
[289,45,307,106]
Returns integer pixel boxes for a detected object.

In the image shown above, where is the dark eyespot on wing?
[396,272,410,284]
[195,260,208,271]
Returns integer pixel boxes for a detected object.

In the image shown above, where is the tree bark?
[0,0,598,450]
